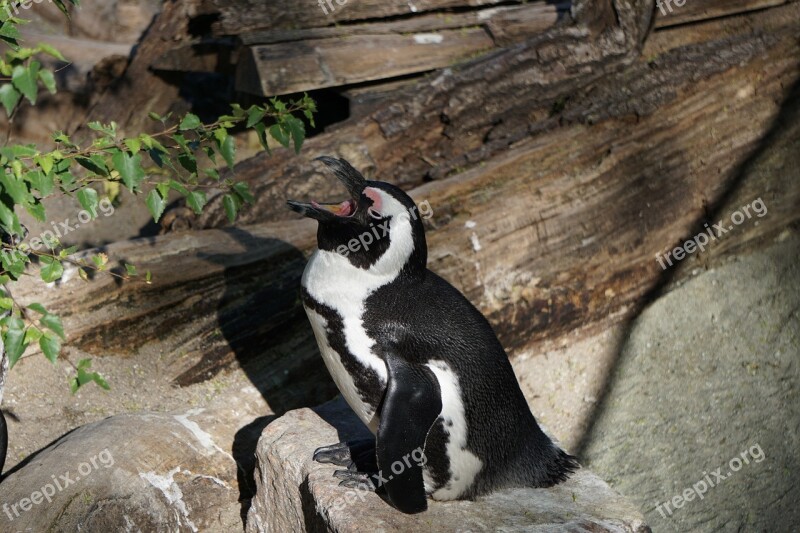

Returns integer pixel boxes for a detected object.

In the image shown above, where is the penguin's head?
[288,156,427,276]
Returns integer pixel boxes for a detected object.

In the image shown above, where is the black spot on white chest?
[301,287,386,431]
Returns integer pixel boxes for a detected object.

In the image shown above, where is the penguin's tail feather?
[536,445,580,487]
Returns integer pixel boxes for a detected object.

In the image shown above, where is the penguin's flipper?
[377,353,442,514]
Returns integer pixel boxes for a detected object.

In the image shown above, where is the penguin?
[288,157,578,514]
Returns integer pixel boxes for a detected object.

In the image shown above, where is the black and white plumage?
[288,157,578,514]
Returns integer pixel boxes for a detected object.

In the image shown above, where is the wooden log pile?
[14,0,799,414]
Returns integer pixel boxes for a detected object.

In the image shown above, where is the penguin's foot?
[313,439,377,471]
[333,469,380,492]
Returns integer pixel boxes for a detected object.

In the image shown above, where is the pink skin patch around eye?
[364,188,382,212]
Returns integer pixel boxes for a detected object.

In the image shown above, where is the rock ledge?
[246,398,650,532]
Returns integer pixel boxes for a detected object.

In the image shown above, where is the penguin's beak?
[287,156,368,222]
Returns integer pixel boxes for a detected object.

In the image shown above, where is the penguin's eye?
[368,208,382,219]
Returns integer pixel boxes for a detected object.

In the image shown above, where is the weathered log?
[12,2,800,408]
[196,0,538,36]
[233,2,567,95]
[6,2,796,428]
[653,0,789,28]
[188,0,654,229]
[236,3,568,46]
[68,1,193,139]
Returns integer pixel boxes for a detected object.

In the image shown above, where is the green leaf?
[270,98,287,113]
[204,146,217,164]
[35,154,55,175]
[186,191,207,215]
[0,22,21,41]
[223,193,240,224]
[40,256,64,282]
[0,297,12,310]
[37,42,66,61]
[269,124,290,148]
[28,303,48,314]
[57,171,76,191]
[124,263,137,276]
[24,327,42,344]
[112,151,146,192]
[171,133,191,154]
[215,130,236,170]
[283,115,306,154]
[25,201,46,223]
[77,187,99,218]
[0,198,23,236]
[139,134,168,154]
[11,61,41,105]
[3,316,27,368]
[92,372,110,390]
[0,83,21,115]
[40,312,65,340]
[232,182,255,204]
[69,358,110,393]
[0,171,33,208]
[252,123,270,153]
[246,106,266,128]
[53,0,73,17]
[145,189,166,223]
[168,179,189,196]
[177,152,197,174]
[27,170,55,196]
[91,253,108,268]
[59,245,78,258]
[124,137,141,154]
[0,246,26,278]
[38,69,57,94]
[179,113,202,131]
[40,332,61,364]
[0,144,37,159]
[76,154,109,176]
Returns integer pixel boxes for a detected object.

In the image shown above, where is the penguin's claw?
[333,469,379,492]
[313,442,352,466]
[313,439,376,469]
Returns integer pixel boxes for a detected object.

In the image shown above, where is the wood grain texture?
[15,4,799,395]
[653,0,788,28]
[237,29,495,96]
[202,0,526,35]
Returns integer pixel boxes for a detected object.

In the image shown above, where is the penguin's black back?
[363,268,577,497]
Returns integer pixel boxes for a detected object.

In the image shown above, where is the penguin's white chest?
[301,250,390,433]
[304,307,382,432]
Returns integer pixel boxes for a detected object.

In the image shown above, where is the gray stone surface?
[0,410,242,532]
[581,231,800,532]
[247,398,650,533]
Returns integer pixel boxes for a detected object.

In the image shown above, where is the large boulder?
[247,398,650,532]
[0,409,242,532]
